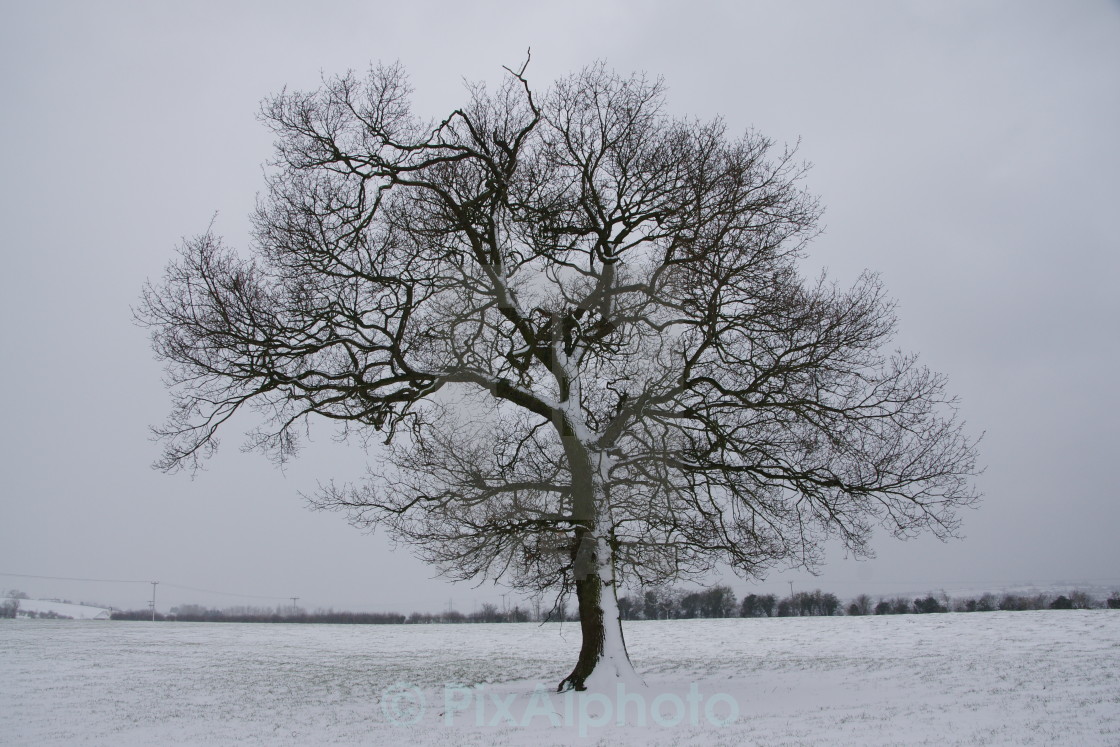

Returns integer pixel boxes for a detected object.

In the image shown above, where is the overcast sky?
[2,0,1117,615]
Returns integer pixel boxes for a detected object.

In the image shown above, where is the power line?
[0,572,292,601]
[0,571,444,611]
[159,582,292,601]
[0,572,146,584]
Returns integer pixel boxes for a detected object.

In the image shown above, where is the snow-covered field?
[11,599,111,619]
[1,612,1117,745]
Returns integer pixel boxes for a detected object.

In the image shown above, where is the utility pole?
[788,581,795,597]
[290,597,300,614]
[150,581,159,622]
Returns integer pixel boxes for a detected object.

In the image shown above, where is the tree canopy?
[138,58,981,690]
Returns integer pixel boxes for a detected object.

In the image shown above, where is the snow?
[12,599,112,620]
[583,531,646,693]
[1,612,1117,745]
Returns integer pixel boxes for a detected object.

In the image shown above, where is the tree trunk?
[557,527,641,692]
[559,560,606,691]
[555,411,642,692]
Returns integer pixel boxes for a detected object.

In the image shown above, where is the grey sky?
[1,0,1117,614]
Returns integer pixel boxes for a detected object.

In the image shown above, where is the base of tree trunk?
[557,564,643,692]
[558,571,604,691]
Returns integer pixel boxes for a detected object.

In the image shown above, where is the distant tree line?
[846,590,1116,615]
[7,608,71,619]
[110,601,536,625]
[103,589,1120,624]
[617,587,841,619]
[617,586,742,620]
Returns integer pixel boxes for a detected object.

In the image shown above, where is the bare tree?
[138,57,980,691]
[0,597,18,619]
[849,593,874,616]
